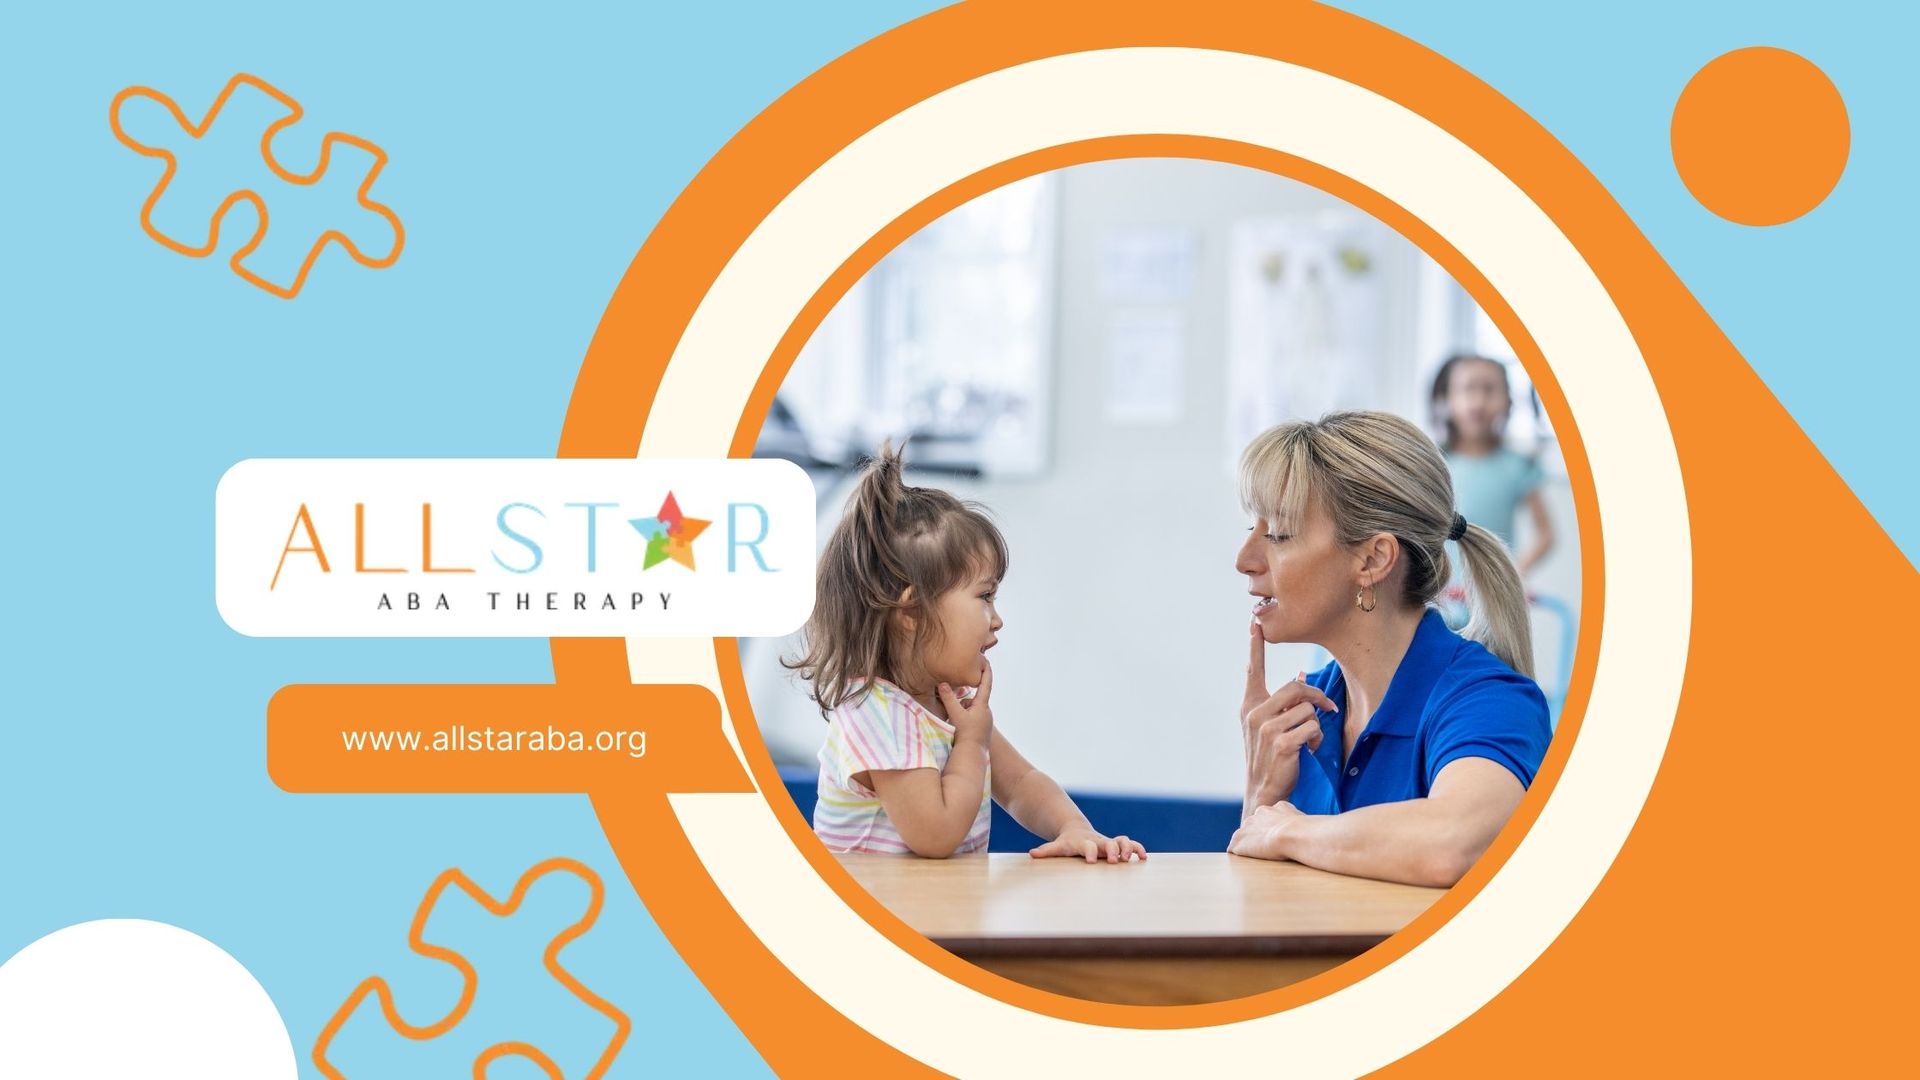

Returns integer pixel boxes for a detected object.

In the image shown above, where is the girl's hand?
[1030,825,1147,864]
[1228,801,1304,861]
[937,660,994,745]
[1243,622,1339,811]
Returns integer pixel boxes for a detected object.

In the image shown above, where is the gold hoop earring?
[1356,584,1377,612]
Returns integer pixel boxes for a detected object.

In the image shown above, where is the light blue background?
[1,2,1909,1076]
[1336,0,1918,561]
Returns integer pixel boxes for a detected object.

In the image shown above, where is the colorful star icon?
[627,492,710,570]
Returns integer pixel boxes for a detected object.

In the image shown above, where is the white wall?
[744,159,1583,798]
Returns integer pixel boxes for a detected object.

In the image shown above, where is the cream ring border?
[624,47,1689,1077]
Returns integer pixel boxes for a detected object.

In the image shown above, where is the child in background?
[787,443,1146,863]
[1429,353,1555,578]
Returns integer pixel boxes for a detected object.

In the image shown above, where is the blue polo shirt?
[1289,607,1550,814]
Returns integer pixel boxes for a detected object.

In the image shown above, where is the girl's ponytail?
[786,441,1010,713]
[848,440,909,598]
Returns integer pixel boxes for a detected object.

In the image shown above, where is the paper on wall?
[1099,226,1196,303]
[1105,309,1187,425]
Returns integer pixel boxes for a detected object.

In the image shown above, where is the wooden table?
[835,852,1444,1005]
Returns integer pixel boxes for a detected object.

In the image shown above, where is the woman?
[1227,411,1551,887]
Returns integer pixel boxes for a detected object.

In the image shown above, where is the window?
[770,174,1059,477]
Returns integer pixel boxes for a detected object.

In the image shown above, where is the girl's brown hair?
[785,441,1009,713]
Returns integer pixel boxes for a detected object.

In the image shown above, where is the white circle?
[624,48,1688,1075]
[0,919,298,1079]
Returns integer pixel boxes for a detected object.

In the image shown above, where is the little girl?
[786,443,1146,863]
[1429,353,1555,577]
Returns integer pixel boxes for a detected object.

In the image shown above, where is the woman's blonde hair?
[785,441,1009,713]
[1237,411,1535,677]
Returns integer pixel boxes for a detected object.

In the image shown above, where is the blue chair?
[1528,593,1577,728]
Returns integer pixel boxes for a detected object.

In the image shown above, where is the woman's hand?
[937,660,994,745]
[1031,825,1147,863]
[1228,801,1304,860]
[1242,621,1339,814]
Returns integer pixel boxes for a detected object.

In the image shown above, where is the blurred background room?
[746,158,1582,849]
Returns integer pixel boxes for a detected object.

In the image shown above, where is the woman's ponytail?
[1455,522,1536,678]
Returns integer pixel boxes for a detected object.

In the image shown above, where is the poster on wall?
[1226,213,1394,462]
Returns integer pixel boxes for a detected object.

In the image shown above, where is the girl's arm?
[990,731,1145,863]
[1516,488,1556,577]
[865,675,996,858]
[1227,757,1524,887]
[864,731,990,858]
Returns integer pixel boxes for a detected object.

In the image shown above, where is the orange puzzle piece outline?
[312,856,631,1079]
[108,72,404,299]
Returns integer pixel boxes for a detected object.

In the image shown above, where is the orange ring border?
[552,0,1648,1068]
[706,131,1603,1026]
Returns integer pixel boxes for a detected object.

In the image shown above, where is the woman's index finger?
[1246,620,1269,698]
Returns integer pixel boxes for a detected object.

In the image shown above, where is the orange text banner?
[267,683,749,794]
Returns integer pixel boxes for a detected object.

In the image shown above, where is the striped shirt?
[813,679,991,855]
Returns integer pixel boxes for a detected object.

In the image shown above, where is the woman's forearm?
[1242,726,1266,821]
[1265,798,1491,887]
[1243,776,1271,824]
[1237,759,1526,885]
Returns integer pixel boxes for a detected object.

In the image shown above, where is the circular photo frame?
[559,8,1686,1076]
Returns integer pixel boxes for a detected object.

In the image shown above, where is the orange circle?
[1670,46,1849,226]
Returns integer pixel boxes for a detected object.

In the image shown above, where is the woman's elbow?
[1414,830,1496,887]
[1411,848,1475,888]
